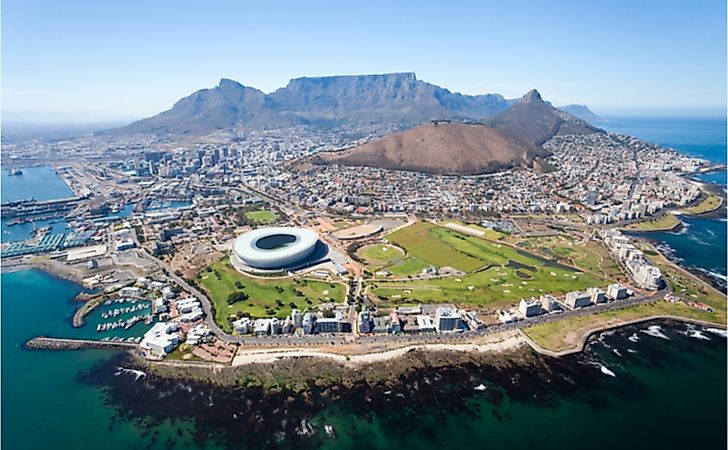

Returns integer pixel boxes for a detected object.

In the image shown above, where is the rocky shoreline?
[78,345,579,449]
[78,319,724,450]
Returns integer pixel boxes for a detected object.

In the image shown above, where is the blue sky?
[2,0,726,123]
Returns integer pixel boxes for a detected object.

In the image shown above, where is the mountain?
[308,89,604,175]
[110,73,514,135]
[557,104,602,124]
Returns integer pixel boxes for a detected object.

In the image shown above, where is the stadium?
[231,227,322,272]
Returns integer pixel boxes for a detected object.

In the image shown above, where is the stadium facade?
[231,227,319,271]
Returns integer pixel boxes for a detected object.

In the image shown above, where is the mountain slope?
[309,89,603,175]
[110,73,512,135]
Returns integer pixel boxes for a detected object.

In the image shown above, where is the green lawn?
[625,213,680,231]
[358,243,405,267]
[523,235,627,282]
[245,209,279,224]
[371,222,607,308]
[358,243,430,277]
[386,256,431,277]
[197,260,345,332]
[386,222,486,272]
[681,194,723,215]
[369,262,602,308]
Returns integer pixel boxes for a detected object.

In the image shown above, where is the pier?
[25,336,138,351]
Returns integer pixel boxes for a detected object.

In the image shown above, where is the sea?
[2,117,727,450]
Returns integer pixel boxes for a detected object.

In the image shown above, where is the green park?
[196,259,345,332]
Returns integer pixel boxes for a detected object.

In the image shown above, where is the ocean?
[2,117,726,449]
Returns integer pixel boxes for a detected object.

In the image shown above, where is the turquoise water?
[1,270,199,450]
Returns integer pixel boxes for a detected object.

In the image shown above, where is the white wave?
[114,366,147,381]
[706,328,728,338]
[697,267,728,282]
[640,325,670,340]
[473,384,487,391]
[688,330,711,341]
[627,333,640,343]
[600,366,616,377]
[627,349,638,354]
[613,348,623,357]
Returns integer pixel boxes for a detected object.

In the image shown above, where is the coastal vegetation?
[680,193,723,215]
[523,299,724,353]
[196,260,345,332]
[624,213,681,231]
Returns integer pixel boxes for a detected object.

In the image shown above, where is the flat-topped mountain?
[108,73,598,136]
[308,90,604,175]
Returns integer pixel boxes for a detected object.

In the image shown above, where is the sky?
[2,0,726,123]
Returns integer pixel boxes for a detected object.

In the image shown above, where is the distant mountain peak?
[521,89,544,103]
[218,78,241,87]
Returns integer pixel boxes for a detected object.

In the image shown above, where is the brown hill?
[310,89,603,175]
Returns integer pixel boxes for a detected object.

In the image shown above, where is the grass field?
[519,235,627,282]
[245,209,279,224]
[625,213,681,231]
[386,222,485,272]
[197,260,345,332]
[680,194,723,215]
[523,300,725,352]
[358,243,405,267]
[371,222,604,308]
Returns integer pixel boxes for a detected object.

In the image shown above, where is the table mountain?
[109,73,515,135]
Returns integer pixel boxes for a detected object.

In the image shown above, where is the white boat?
[324,425,336,438]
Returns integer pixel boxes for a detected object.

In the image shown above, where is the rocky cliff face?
[111,73,512,135]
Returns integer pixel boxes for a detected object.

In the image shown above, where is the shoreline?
[522,315,726,358]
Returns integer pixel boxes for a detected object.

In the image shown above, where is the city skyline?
[2,0,727,123]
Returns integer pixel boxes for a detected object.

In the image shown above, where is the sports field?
[245,209,279,224]
[357,243,430,277]
[370,221,605,307]
[197,260,345,332]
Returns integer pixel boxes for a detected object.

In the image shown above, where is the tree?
[322,308,335,318]
[227,291,249,304]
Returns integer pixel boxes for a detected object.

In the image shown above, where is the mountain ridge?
[307,89,604,175]
[109,73,599,135]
